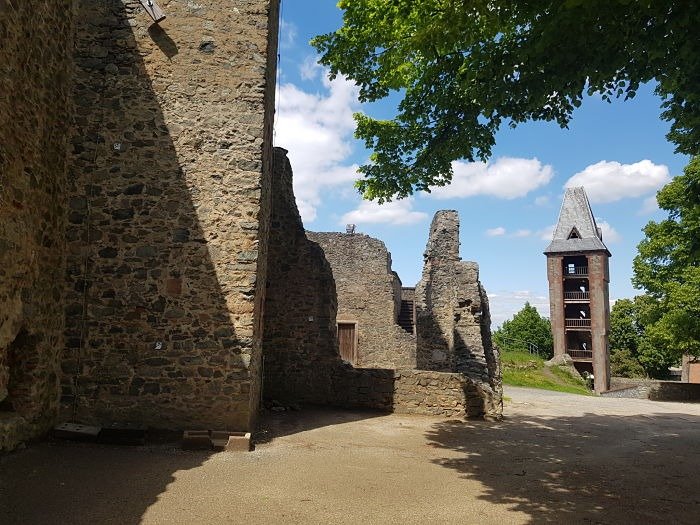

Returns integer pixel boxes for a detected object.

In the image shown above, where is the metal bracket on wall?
[138,0,166,24]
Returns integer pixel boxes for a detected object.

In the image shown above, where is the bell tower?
[544,187,611,393]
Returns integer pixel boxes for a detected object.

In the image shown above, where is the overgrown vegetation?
[500,350,591,396]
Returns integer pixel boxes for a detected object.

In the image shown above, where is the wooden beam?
[138,0,166,24]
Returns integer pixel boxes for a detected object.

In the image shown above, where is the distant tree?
[610,349,646,379]
[609,295,678,379]
[493,302,553,359]
[633,157,700,361]
[609,298,646,378]
[609,298,642,355]
[314,1,700,201]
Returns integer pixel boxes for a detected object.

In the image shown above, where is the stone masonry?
[1,1,502,452]
[262,148,342,404]
[0,0,74,451]
[415,211,502,417]
[263,150,502,419]
[1,0,280,451]
[307,232,416,368]
[61,0,280,431]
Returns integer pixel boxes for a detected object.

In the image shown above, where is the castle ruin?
[0,0,500,452]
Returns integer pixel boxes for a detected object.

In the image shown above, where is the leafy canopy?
[313,1,700,201]
[609,295,675,378]
[633,156,700,359]
[493,302,553,359]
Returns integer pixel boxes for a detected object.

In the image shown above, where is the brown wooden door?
[338,322,357,365]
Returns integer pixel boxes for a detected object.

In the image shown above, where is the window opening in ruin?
[337,321,358,365]
[0,328,33,415]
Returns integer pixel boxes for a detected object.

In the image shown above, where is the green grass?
[501,350,593,396]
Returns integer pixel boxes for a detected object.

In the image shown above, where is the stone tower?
[544,187,611,393]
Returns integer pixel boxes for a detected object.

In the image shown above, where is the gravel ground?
[1,386,699,525]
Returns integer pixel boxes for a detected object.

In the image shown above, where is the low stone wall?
[604,377,700,402]
[331,367,493,418]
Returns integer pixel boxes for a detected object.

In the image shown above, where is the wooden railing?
[564,291,590,300]
[564,266,588,277]
[565,318,591,328]
[568,349,593,360]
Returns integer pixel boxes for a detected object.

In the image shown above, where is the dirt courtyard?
[1,387,699,524]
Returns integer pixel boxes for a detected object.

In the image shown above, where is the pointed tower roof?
[544,187,610,255]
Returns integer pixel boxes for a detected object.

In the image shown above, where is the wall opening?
[337,321,358,365]
[0,329,34,415]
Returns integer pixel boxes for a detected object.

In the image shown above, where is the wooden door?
[337,322,357,365]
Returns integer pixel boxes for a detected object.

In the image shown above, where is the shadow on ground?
[255,405,388,444]
[425,411,700,524]
[0,440,213,525]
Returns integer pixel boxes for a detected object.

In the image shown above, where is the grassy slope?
[501,350,593,396]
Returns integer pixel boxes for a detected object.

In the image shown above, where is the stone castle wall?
[306,232,416,368]
[262,149,342,404]
[60,0,280,431]
[0,1,74,451]
[415,211,502,417]
[263,150,501,419]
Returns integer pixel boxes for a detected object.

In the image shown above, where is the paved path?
[1,387,699,524]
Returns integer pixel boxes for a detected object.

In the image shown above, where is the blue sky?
[273,2,690,326]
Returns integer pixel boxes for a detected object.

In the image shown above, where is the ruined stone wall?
[306,232,416,369]
[262,149,342,404]
[0,1,74,451]
[61,0,279,431]
[264,154,500,419]
[415,211,502,417]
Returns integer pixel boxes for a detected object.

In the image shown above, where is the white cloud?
[534,195,550,206]
[427,157,554,200]
[487,290,551,328]
[639,195,659,215]
[279,19,297,49]
[564,160,670,204]
[485,227,532,238]
[486,226,506,237]
[300,55,323,81]
[595,219,621,243]
[341,198,428,226]
[274,69,361,223]
[539,224,556,241]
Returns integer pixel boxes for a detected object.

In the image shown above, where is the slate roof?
[544,187,611,255]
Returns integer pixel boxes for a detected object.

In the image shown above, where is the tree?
[608,296,672,378]
[609,298,642,356]
[633,157,700,361]
[492,302,553,358]
[313,1,700,201]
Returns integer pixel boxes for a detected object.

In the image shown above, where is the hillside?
[501,350,593,396]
